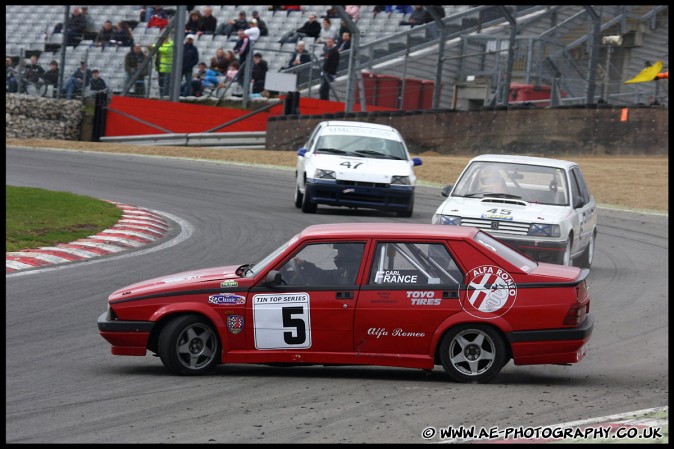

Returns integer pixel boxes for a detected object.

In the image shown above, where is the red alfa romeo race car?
[98,223,593,383]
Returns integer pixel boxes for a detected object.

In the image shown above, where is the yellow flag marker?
[624,61,663,84]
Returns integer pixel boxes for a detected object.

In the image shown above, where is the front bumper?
[97,311,154,356]
[305,179,414,211]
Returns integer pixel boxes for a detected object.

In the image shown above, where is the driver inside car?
[283,243,364,285]
[478,167,508,194]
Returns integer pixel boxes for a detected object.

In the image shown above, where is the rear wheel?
[439,324,506,383]
[158,314,220,376]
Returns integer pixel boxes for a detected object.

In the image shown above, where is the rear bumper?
[507,313,594,365]
[97,311,154,356]
[305,179,414,211]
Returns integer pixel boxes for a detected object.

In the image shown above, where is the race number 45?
[253,293,312,349]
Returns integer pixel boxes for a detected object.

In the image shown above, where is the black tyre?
[396,194,414,217]
[158,314,220,376]
[576,231,596,269]
[294,185,303,208]
[561,235,573,266]
[439,324,506,383]
[301,187,317,213]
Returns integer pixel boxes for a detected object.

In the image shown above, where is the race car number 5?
[252,293,312,349]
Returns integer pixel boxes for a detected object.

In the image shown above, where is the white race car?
[432,154,597,268]
[294,120,422,217]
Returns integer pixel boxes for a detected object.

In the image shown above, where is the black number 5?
[282,306,306,345]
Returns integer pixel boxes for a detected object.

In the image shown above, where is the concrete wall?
[265,106,668,156]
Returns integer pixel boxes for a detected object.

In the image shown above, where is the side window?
[368,242,463,286]
[277,242,365,286]
[569,170,582,207]
[571,167,590,204]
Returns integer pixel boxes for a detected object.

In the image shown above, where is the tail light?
[564,281,590,325]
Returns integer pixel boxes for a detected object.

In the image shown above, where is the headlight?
[528,223,561,237]
[432,214,461,225]
[391,175,410,185]
[314,169,336,179]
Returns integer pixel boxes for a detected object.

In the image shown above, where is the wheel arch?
[147,305,229,355]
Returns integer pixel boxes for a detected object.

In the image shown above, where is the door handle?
[336,291,354,299]
[443,291,459,299]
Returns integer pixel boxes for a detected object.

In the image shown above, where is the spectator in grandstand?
[94,20,115,48]
[399,5,430,27]
[322,7,338,19]
[199,6,217,36]
[89,68,108,95]
[124,43,150,97]
[80,6,97,35]
[319,37,339,100]
[216,10,249,40]
[251,10,268,37]
[251,52,268,94]
[147,6,169,29]
[185,9,202,35]
[43,60,59,91]
[315,18,339,49]
[24,55,45,84]
[226,60,239,82]
[284,41,311,69]
[153,35,173,98]
[373,5,413,18]
[113,21,134,47]
[6,57,18,93]
[278,12,320,47]
[233,29,251,65]
[182,34,200,88]
[424,5,445,39]
[345,5,360,22]
[337,32,351,52]
[245,19,261,43]
[210,48,232,75]
[63,6,88,46]
[63,60,93,100]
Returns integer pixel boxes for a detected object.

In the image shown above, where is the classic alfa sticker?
[461,265,517,319]
[253,293,312,350]
[226,315,244,335]
[208,293,246,305]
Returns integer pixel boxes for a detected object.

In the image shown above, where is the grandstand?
[5,5,668,108]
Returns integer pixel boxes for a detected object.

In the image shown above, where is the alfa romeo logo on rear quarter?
[461,265,517,319]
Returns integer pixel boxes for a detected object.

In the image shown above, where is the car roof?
[469,154,578,170]
[320,120,398,133]
[299,223,479,240]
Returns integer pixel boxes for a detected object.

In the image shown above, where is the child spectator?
[43,60,59,90]
[90,68,108,95]
[251,52,268,94]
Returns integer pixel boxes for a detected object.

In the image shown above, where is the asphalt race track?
[5,147,668,444]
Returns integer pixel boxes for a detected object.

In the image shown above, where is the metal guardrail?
[100,131,266,148]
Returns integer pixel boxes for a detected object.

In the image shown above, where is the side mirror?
[574,197,585,209]
[441,185,453,197]
[412,157,422,166]
[297,148,308,157]
[263,270,284,286]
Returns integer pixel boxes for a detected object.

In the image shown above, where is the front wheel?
[395,193,414,218]
[561,236,573,266]
[576,231,596,269]
[301,186,317,213]
[158,314,221,375]
[439,324,507,383]
[294,185,303,208]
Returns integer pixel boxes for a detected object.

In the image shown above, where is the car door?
[248,241,366,353]
[354,240,464,356]
[569,167,596,254]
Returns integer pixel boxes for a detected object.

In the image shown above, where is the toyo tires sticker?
[461,265,517,319]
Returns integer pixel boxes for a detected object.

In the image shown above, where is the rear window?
[474,231,537,272]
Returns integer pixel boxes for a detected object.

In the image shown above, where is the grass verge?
[6,186,123,253]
